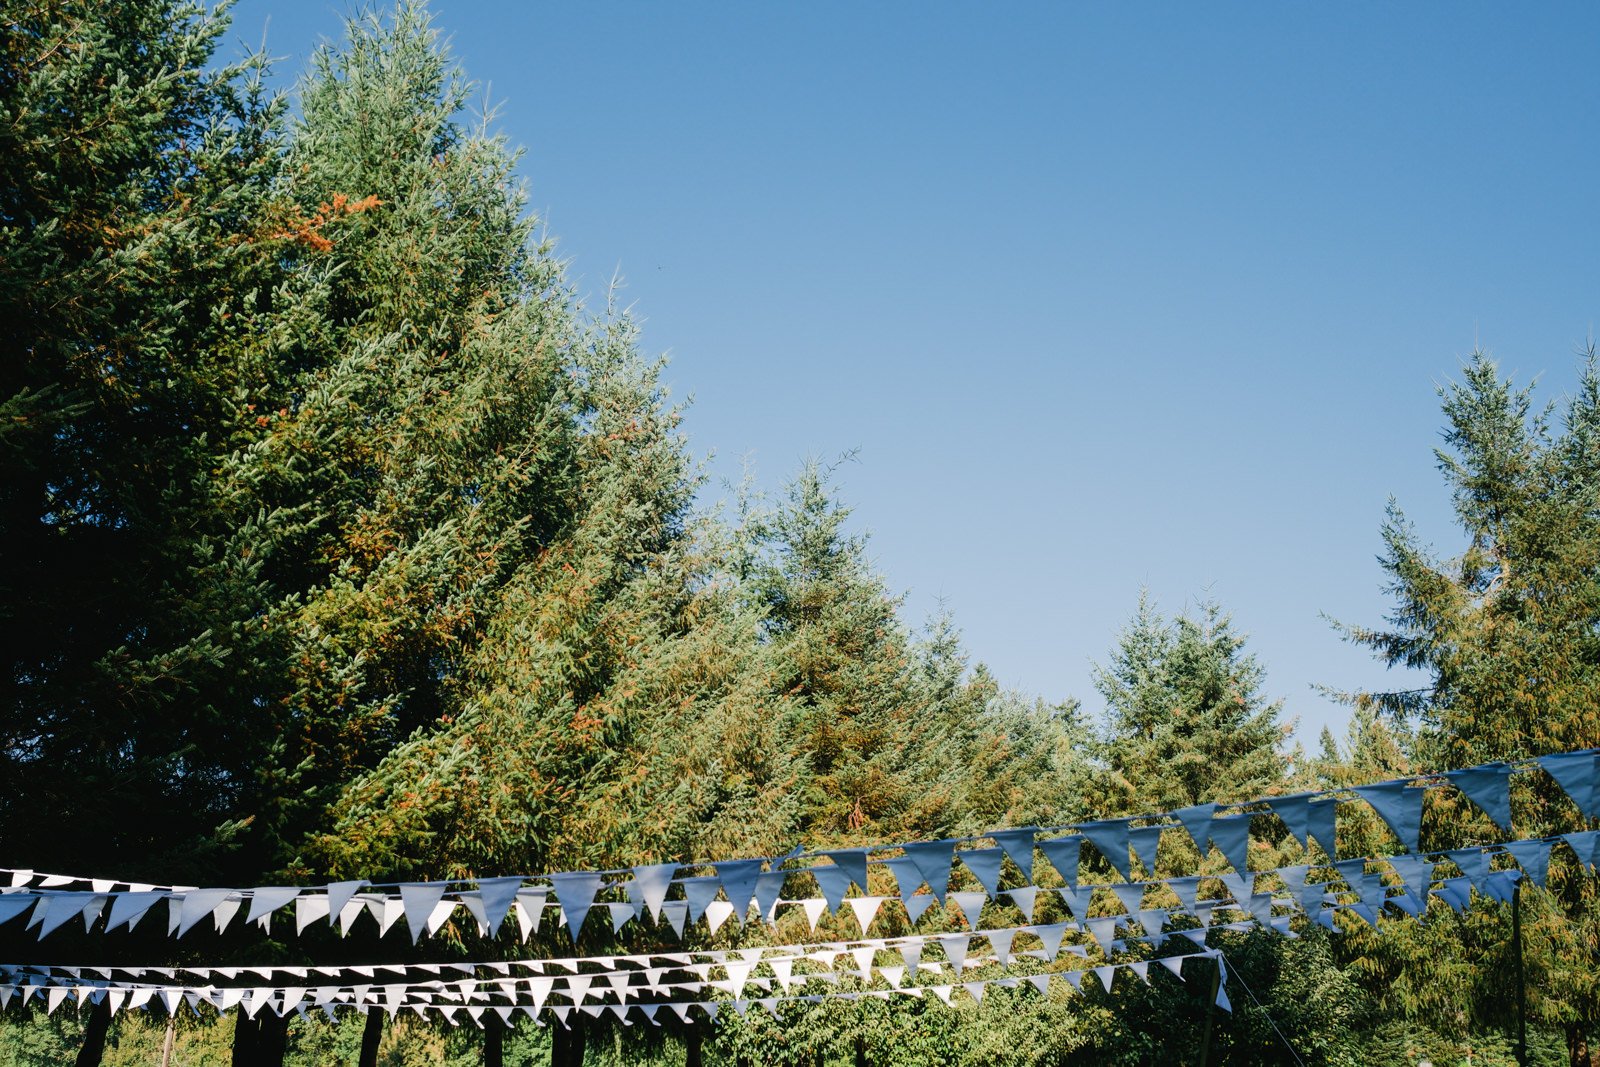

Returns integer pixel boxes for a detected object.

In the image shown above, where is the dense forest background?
[3,2,1600,1064]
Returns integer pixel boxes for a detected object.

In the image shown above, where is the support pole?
[160,1017,176,1067]
[1197,957,1222,1067]
[1514,881,1528,1067]
[484,1019,504,1067]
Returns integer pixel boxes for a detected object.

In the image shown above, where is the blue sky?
[229,1,1600,743]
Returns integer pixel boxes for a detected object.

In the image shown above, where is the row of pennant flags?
[3,749,1594,947]
[5,749,1598,1028]
[0,946,1235,1028]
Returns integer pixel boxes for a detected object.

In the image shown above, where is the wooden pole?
[1197,957,1222,1067]
[1514,881,1528,1067]
[160,1017,176,1067]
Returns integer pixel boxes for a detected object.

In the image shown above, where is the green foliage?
[1092,593,1290,814]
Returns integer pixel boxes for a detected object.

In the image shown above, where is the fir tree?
[1092,593,1290,814]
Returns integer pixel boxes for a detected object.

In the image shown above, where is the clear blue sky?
[229,1,1600,743]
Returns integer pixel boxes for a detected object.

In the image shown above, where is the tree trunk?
[484,1020,504,1067]
[854,1034,869,1067]
[358,1011,383,1067]
[232,1013,259,1066]
[74,996,112,1067]
[685,1027,703,1067]
[1567,1024,1589,1067]
[256,1011,287,1067]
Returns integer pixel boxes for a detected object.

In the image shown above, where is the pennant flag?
[1058,884,1094,919]
[1307,798,1340,861]
[990,828,1037,883]
[607,902,634,934]
[964,981,986,1004]
[801,898,827,930]
[949,891,986,927]
[1434,876,1471,914]
[1094,965,1116,993]
[1034,922,1069,961]
[1505,839,1553,888]
[1037,836,1082,885]
[1448,763,1514,832]
[1446,847,1490,890]
[704,899,735,933]
[1539,751,1599,819]
[810,865,852,912]
[903,894,936,923]
[1208,814,1252,874]
[822,849,870,892]
[846,896,885,933]
[1110,883,1147,916]
[680,876,721,923]
[245,887,300,927]
[36,893,98,939]
[1157,955,1188,980]
[1006,885,1038,920]
[323,881,365,923]
[514,890,546,939]
[1172,802,1218,853]
[106,892,164,932]
[716,859,764,920]
[901,840,957,903]
[960,848,1005,898]
[1276,865,1309,899]
[1387,854,1435,900]
[400,885,446,945]
[882,856,923,905]
[1086,916,1120,954]
[937,934,970,972]
[168,889,224,940]
[1563,831,1599,870]
[475,878,522,934]
[1079,819,1133,880]
[1219,870,1254,904]
[628,864,675,921]
[1138,909,1169,945]
[661,901,689,937]
[1167,876,1200,914]
[1246,893,1276,926]
[1265,794,1311,845]
[1352,781,1424,852]
[293,894,330,936]
[1129,824,1164,876]
[899,942,923,978]
[754,870,788,922]
[988,928,1017,966]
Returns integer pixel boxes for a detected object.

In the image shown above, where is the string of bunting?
[0,946,1232,1026]
[1,824,1589,946]
[4,749,1589,947]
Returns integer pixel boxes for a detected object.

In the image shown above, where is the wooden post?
[160,1016,176,1067]
[1197,957,1222,1067]
[1514,882,1528,1067]
[684,1026,703,1067]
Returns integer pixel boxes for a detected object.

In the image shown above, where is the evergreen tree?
[1340,350,1600,769]
[1092,593,1290,814]
[0,0,288,880]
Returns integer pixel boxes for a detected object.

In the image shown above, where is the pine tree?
[1092,593,1290,814]
[0,0,289,880]
[1337,352,1600,1064]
